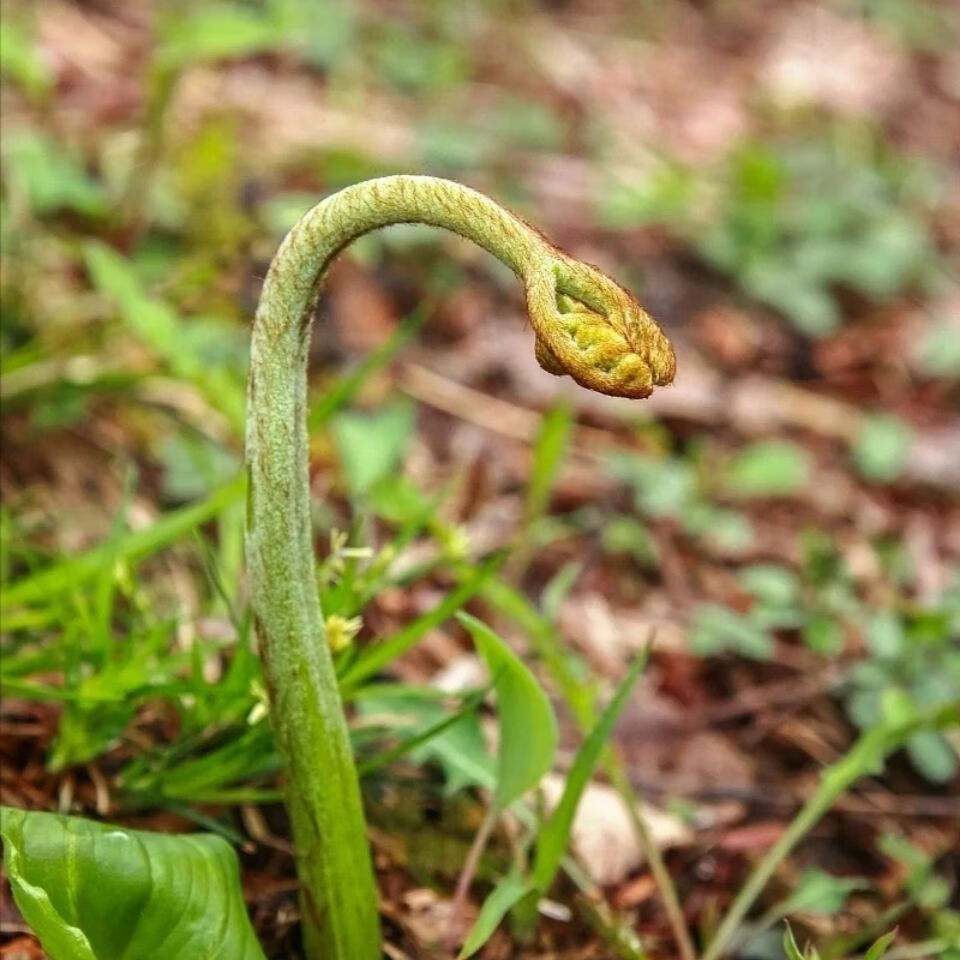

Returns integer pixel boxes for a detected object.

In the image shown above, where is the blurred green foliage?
[601,131,944,336]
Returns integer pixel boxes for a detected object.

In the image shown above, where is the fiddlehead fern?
[246,175,674,960]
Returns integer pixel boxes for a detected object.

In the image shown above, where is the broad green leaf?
[752,269,839,337]
[418,121,491,171]
[690,505,754,553]
[488,97,563,152]
[458,866,532,959]
[532,649,648,894]
[597,161,695,228]
[481,578,597,730]
[157,431,240,501]
[458,613,557,810]
[0,806,265,960]
[353,686,493,791]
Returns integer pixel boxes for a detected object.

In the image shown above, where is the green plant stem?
[246,175,674,960]
[607,763,698,960]
[448,805,501,950]
[701,705,959,960]
[483,580,695,960]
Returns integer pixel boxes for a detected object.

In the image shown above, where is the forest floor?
[1,2,958,958]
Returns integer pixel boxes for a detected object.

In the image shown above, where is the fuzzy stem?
[246,175,675,960]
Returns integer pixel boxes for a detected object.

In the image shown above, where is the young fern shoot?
[245,175,675,960]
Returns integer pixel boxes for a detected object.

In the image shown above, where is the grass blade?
[2,474,244,610]
[532,647,649,894]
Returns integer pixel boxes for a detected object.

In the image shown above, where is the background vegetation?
[1,1,958,958]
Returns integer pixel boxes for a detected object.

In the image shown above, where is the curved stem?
[246,175,674,960]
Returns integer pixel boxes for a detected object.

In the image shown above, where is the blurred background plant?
[1,1,958,958]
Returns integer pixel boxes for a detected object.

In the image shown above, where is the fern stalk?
[246,175,675,959]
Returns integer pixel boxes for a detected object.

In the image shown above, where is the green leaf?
[84,242,245,430]
[458,613,557,809]
[906,729,958,783]
[418,121,491,171]
[739,564,799,608]
[525,403,573,525]
[914,319,960,378]
[0,806,265,960]
[853,414,912,483]
[601,515,658,567]
[692,506,754,553]
[3,133,106,218]
[331,400,415,499]
[778,868,869,916]
[157,5,288,68]
[782,924,805,960]
[761,272,840,337]
[690,604,774,660]
[607,453,695,517]
[803,614,844,655]
[540,561,582,622]
[487,96,564,153]
[723,440,810,497]
[532,649,648,894]
[85,243,183,360]
[353,686,494,793]
[864,929,898,960]
[597,161,695,228]
[865,611,905,659]
[458,865,532,959]
[156,430,240,501]
[783,923,818,960]
[0,19,52,99]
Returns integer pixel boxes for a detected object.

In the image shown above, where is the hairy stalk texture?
[245,174,674,960]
